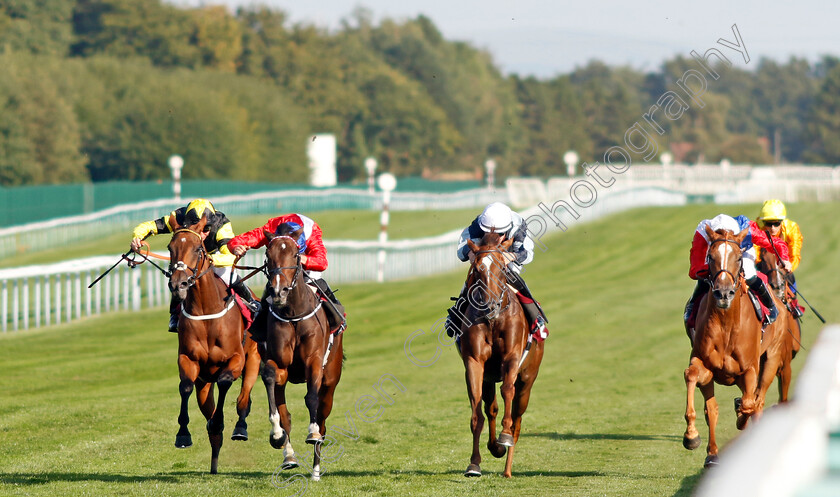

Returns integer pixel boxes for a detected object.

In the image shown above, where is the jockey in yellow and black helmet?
[130,198,261,332]
[755,199,805,318]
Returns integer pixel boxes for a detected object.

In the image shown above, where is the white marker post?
[376,173,397,283]
[168,155,184,202]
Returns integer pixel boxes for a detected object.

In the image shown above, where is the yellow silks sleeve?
[132,220,158,240]
[210,222,237,267]
[783,220,803,271]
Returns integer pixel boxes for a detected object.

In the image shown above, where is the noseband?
[169,228,214,288]
[707,237,743,287]
[469,248,511,321]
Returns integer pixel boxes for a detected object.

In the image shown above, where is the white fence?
[0,185,688,332]
[506,164,840,208]
[695,325,840,497]
[0,188,506,261]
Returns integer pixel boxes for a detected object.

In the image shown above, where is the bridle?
[169,228,215,289]
[265,236,302,297]
[468,248,511,321]
[706,237,744,288]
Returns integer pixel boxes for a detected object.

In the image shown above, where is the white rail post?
[2,280,7,332]
[22,278,29,330]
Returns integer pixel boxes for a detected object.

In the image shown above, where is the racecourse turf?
[0,202,838,497]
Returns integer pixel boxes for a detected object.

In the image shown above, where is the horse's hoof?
[306,433,322,445]
[175,435,193,448]
[282,457,299,470]
[269,432,287,450]
[231,423,248,441]
[488,441,507,458]
[704,455,719,468]
[464,464,482,477]
[734,397,742,414]
[736,414,748,431]
[497,433,514,447]
[683,435,702,450]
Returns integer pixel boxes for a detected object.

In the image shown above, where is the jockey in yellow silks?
[130,198,261,332]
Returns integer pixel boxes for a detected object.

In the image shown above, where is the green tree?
[804,64,840,164]
[0,0,75,55]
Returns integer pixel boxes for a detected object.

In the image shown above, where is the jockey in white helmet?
[447,202,548,339]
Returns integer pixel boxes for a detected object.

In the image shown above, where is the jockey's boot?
[248,295,269,341]
[683,279,711,326]
[747,276,778,325]
[168,295,181,333]
[311,278,346,334]
[445,290,469,338]
[789,298,804,319]
[519,298,548,336]
[231,279,261,315]
[506,271,549,323]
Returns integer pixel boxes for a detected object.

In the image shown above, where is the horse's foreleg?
[276,382,299,470]
[736,367,759,430]
[481,381,505,459]
[699,380,719,467]
[464,358,485,477]
[497,359,518,448]
[207,370,235,474]
[683,357,710,451]
[176,355,199,448]
[501,376,536,478]
[233,339,261,441]
[778,354,793,403]
[262,361,287,450]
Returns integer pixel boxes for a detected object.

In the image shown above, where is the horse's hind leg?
[481,381,506,459]
[778,354,793,403]
[233,339,261,441]
[207,371,235,474]
[497,360,518,448]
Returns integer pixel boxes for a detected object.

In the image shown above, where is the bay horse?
[683,225,788,467]
[259,223,343,481]
[167,214,257,473]
[457,232,543,478]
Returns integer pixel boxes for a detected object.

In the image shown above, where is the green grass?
[0,202,837,497]
[0,209,477,268]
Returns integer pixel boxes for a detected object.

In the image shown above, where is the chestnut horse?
[259,224,343,481]
[756,247,799,398]
[458,232,543,478]
[683,226,790,467]
[167,214,258,473]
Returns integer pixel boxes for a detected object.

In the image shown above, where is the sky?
[176,0,840,78]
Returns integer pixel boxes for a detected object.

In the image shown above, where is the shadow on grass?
[0,471,273,486]
[520,432,682,442]
[672,472,703,496]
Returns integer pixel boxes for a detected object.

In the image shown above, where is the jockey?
[130,198,261,333]
[755,199,804,318]
[445,202,548,338]
[227,213,346,340]
[684,213,791,330]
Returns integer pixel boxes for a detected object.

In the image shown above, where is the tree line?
[1,0,839,187]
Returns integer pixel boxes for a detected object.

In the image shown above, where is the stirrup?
[763,306,778,326]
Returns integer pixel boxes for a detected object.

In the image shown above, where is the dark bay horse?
[683,225,788,467]
[167,214,256,473]
[458,232,543,478]
[259,224,343,481]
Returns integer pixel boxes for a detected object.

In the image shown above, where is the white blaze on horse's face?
[181,237,187,243]
[481,255,493,272]
[715,241,729,276]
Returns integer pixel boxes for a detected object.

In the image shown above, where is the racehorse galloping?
[683,225,771,467]
[755,247,799,400]
[168,214,249,474]
[458,232,543,478]
[260,224,343,481]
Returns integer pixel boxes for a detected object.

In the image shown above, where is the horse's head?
[466,232,513,321]
[758,247,787,299]
[704,224,748,309]
[167,213,209,300]
[264,222,303,306]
